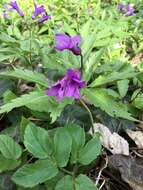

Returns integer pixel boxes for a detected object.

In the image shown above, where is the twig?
[130,147,143,150]
[95,156,108,186]
[133,150,143,158]
[28,117,43,121]
[26,156,34,164]
[103,170,130,189]
[99,179,106,190]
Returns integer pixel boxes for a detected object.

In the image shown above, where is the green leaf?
[17,187,40,190]
[0,91,46,114]
[0,32,17,43]
[20,117,30,141]
[82,30,97,62]
[117,79,129,98]
[83,88,136,121]
[84,48,106,82]
[80,20,92,40]
[0,68,48,87]
[12,159,58,188]
[0,80,13,98]
[0,54,15,62]
[55,175,73,190]
[3,90,17,103]
[55,174,98,190]
[0,135,22,159]
[75,174,98,190]
[0,91,73,123]
[24,123,53,159]
[54,127,72,167]
[131,89,141,101]
[0,154,21,173]
[27,97,73,123]
[66,124,85,164]
[132,93,143,109]
[45,172,64,190]
[78,134,101,165]
[90,71,136,87]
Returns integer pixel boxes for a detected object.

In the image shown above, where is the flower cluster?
[118,3,135,16]
[3,1,84,101]
[45,31,85,101]
[46,69,86,101]
[3,1,50,23]
[32,3,50,23]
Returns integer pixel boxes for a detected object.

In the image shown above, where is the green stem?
[28,25,34,70]
[80,54,83,77]
[80,99,95,134]
[59,168,73,176]
[73,164,78,177]
[29,29,32,65]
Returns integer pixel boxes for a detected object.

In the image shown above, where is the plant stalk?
[80,54,83,77]
[79,99,95,134]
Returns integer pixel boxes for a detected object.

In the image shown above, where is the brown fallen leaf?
[126,129,143,149]
[91,123,129,155]
[109,155,143,190]
[131,53,143,66]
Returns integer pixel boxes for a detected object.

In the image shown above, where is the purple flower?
[3,11,8,19]
[38,13,51,23]
[3,3,13,19]
[32,3,45,19]
[3,3,13,13]
[118,3,124,11]
[118,2,135,17]
[3,4,8,9]
[9,1,24,17]
[55,33,81,55]
[32,3,50,23]
[125,4,135,16]
[46,69,86,101]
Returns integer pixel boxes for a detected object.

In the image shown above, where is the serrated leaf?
[0,91,72,123]
[0,91,46,114]
[24,123,53,159]
[117,79,129,98]
[3,90,17,103]
[82,30,97,62]
[0,32,17,43]
[75,175,98,190]
[0,154,20,173]
[54,127,72,167]
[0,54,15,62]
[12,159,58,188]
[132,93,143,109]
[78,134,101,165]
[27,97,73,123]
[55,175,73,190]
[80,20,92,39]
[90,71,136,87]
[0,135,22,159]
[83,88,136,121]
[84,48,106,82]
[66,124,85,164]
[0,68,48,87]
[131,89,141,101]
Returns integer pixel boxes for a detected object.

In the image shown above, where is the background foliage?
[0,0,143,189]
